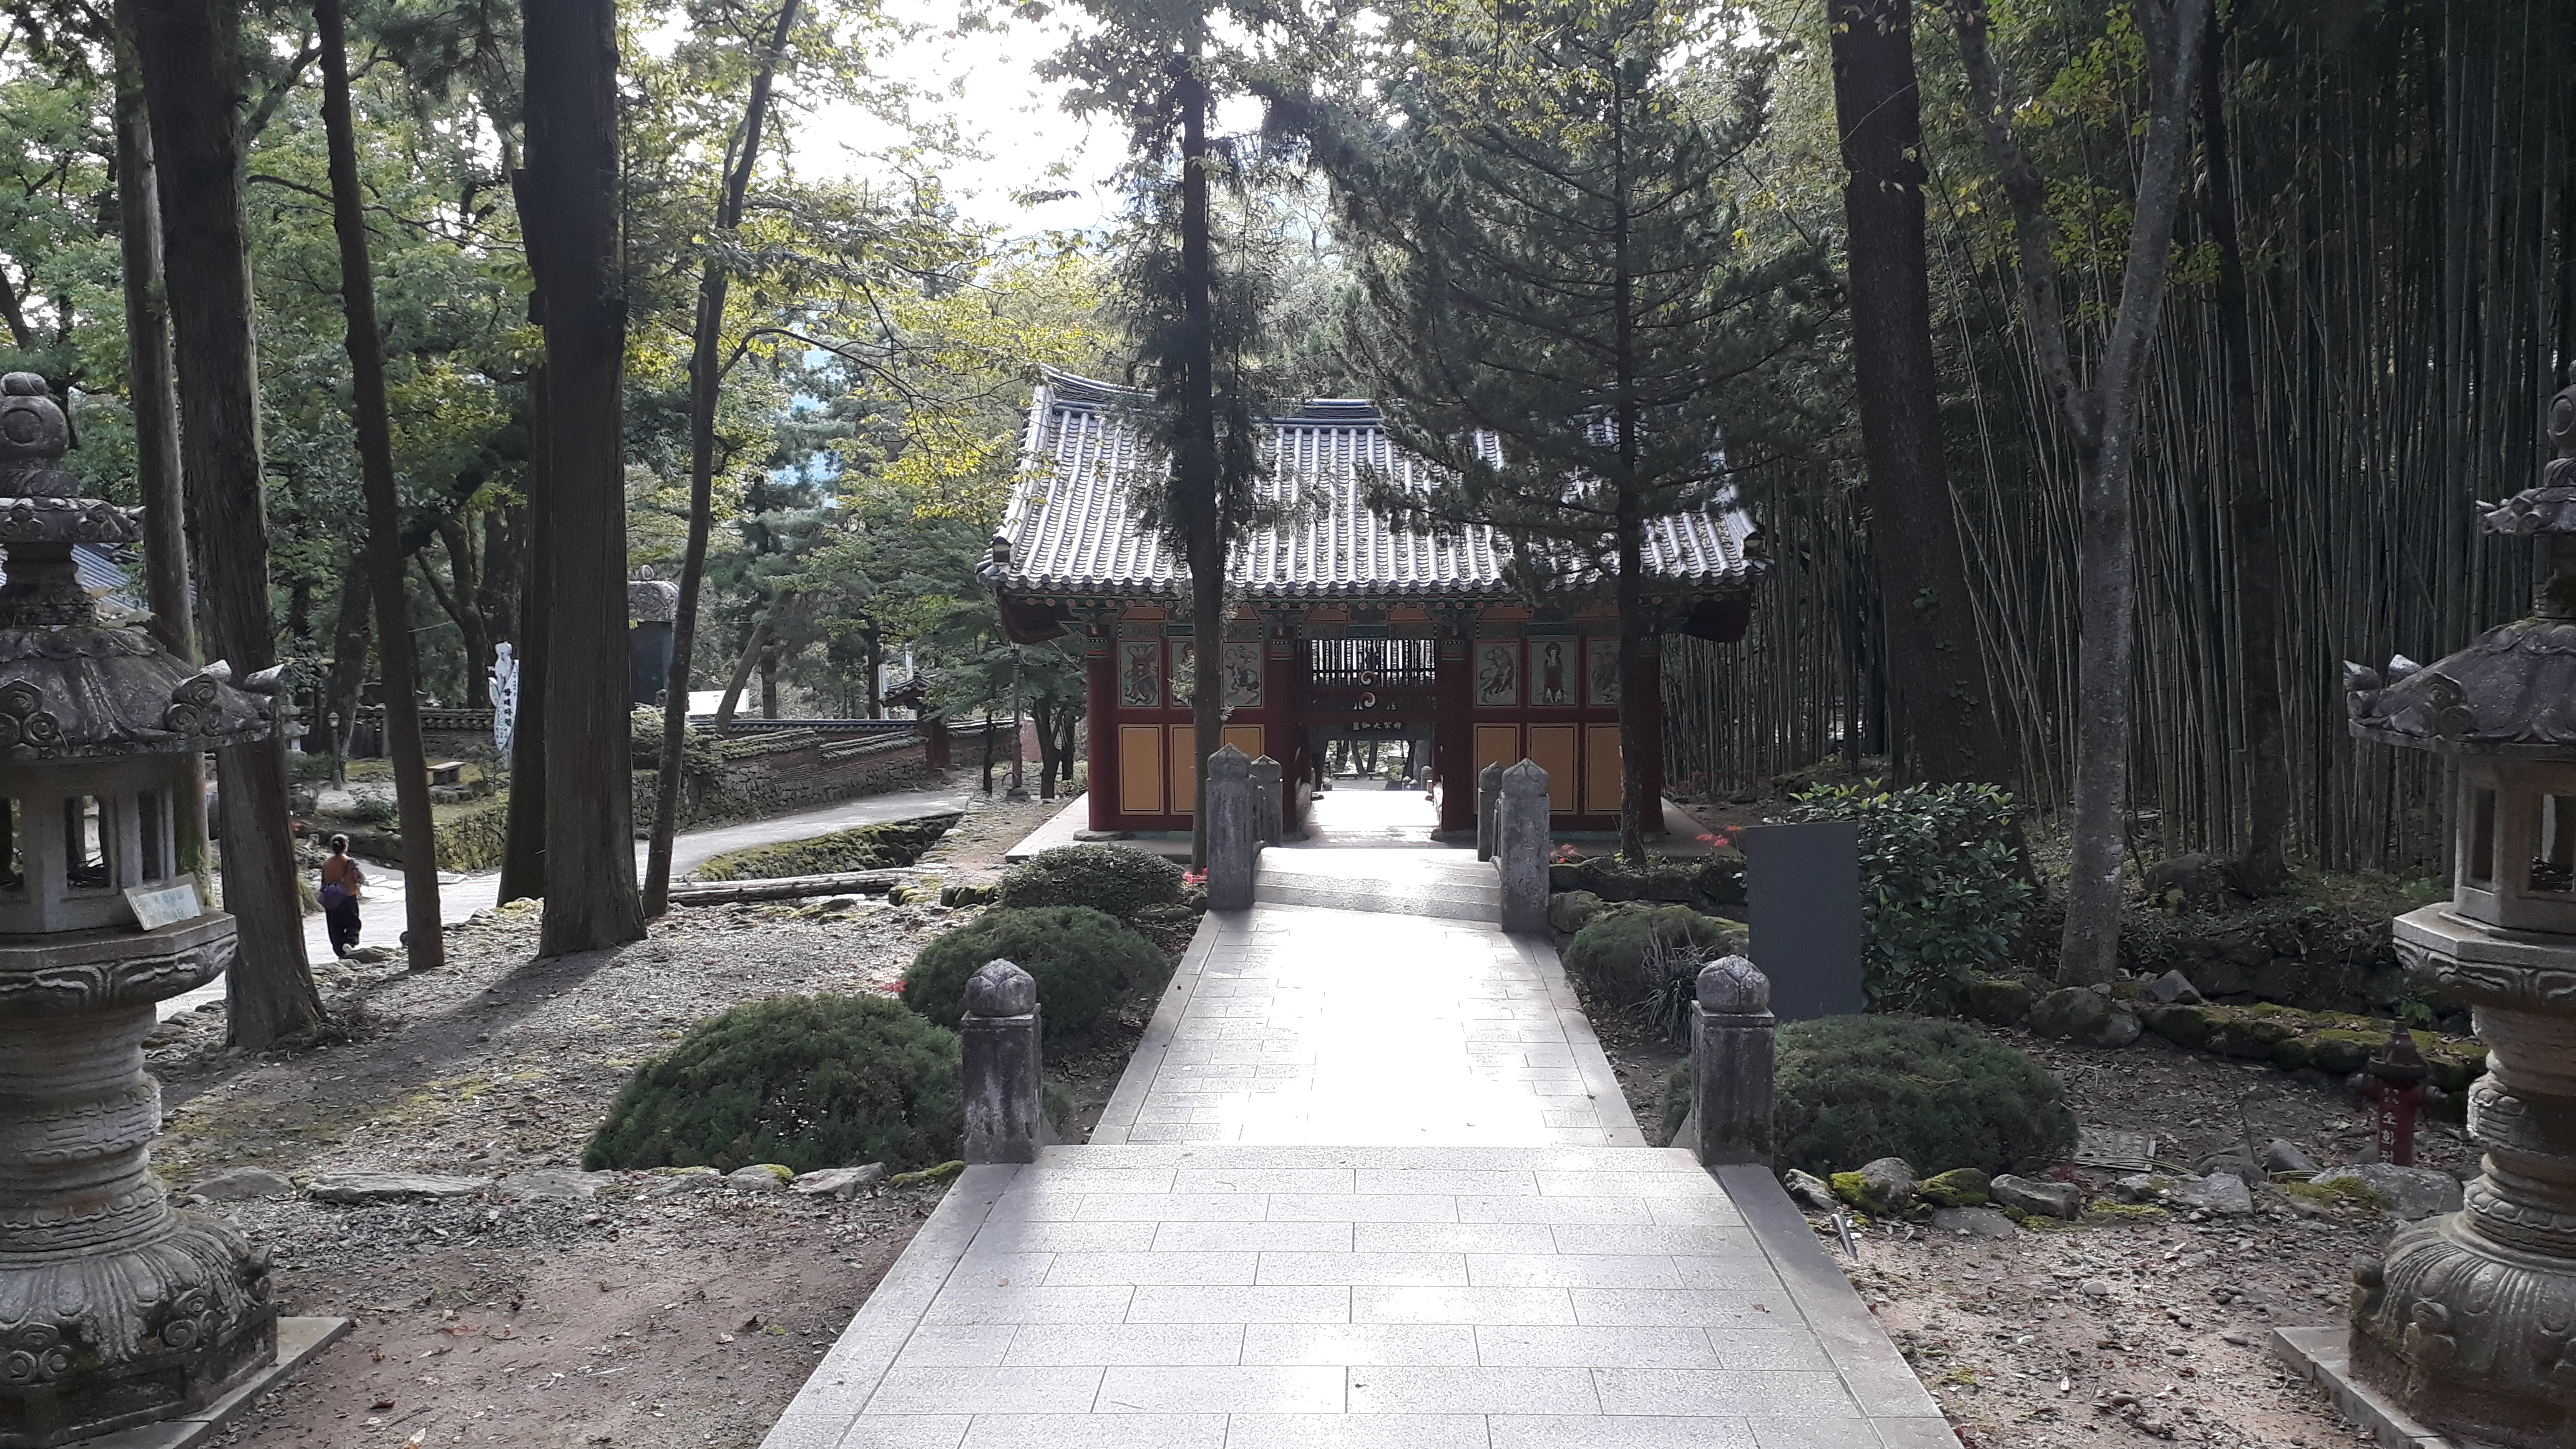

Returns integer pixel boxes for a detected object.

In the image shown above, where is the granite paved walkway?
[761,844,1954,1449]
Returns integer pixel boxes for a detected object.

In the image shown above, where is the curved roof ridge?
[1037,366,1384,427]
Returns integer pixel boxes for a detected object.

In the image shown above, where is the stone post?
[1689,955,1776,1167]
[1496,759,1549,934]
[1205,744,1256,910]
[1475,760,1503,861]
[960,959,1042,1164]
[1249,755,1283,844]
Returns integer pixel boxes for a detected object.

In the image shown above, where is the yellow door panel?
[1525,724,1577,813]
[1584,723,1623,816]
[1119,726,1163,815]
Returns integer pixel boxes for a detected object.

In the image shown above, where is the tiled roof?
[994,372,1759,602]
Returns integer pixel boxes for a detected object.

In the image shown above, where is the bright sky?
[793,2,1128,237]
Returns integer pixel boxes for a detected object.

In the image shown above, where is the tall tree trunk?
[713,615,770,724]
[759,640,778,718]
[1177,48,1221,872]
[478,503,524,650]
[497,364,550,904]
[433,513,492,706]
[645,0,799,914]
[522,0,645,954]
[1949,0,2205,983]
[2198,2,2287,894]
[862,626,882,718]
[132,0,322,1047]
[114,23,188,664]
[1032,694,1058,802]
[318,0,442,970]
[321,553,370,756]
[1828,0,2007,788]
[111,6,208,887]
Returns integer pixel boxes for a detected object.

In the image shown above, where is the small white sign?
[125,881,203,932]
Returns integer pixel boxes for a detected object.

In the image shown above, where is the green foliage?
[1782,783,2034,1012]
[583,995,963,1174]
[1563,905,1744,1012]
[997,844,1186,920]
[1773,1017,2075,1178]
[692,815,958,881]
[902,906,1168,1042]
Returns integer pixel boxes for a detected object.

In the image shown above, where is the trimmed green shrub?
[1781,781,2033,1012]
[692,814,959,881]
[1773,1016,2074,1178]
[997,844,1185,919]
[902,905,1168,1042]
[583,994,962,1174]
[1563,905,1744,1009]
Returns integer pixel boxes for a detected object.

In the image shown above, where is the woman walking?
[319,834,365,958]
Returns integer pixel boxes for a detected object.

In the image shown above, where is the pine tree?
[1047,0,1282,867]
[1286,0,1827,861]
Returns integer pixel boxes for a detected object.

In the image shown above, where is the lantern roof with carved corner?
[2344,384,2576,762]
[0,373,275,759]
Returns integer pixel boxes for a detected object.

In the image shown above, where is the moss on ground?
[691,815,959,881]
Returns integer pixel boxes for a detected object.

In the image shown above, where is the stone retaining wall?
[632,728,935,834]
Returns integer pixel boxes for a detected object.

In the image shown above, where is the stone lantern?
[0,374,283,1446]
[2340,382,2576,1448]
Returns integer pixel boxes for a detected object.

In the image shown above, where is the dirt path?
[144,793,1117,1449]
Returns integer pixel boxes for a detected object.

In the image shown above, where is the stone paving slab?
[763,894,1952,1449]
[1093,902,1637,1147]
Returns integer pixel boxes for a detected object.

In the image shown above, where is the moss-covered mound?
[1563,905,1745,1007]
[902,905,1169,1042]
[1775,1016,2075,1179]
[997,844,1186,920]
[583,994,962,1174]
[2140,1001,2485,1092]
[692,814,959,881]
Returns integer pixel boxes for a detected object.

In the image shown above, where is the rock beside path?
[1782,1169,1839,1213]
[1929,1206,2016,1239]
[2314,1163,2463,1220]
[1992,1173,2082,1220]
[1835,1157,1916,1214]
[306,1171,491,1204]
[792,1164,889,1198]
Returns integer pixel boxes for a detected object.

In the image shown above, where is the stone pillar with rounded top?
[1689,955,1776,1168]
[1496,759,1549,934]
[0,374,285,1447]
[1249,755,1282,845]
[1204,744,1255,911]
[1475,760,1503,862]
[960,959,1043,1165]
[2338,381,2576,1448]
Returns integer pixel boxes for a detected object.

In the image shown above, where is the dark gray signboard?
[1742,820,1865,1021]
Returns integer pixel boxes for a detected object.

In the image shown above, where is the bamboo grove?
[1666,0,2576,877]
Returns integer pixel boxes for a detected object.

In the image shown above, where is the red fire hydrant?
[2359,1028,2431,1166]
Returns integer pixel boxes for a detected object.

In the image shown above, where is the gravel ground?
[1859,1026,2472,1449]
[1601,1011,2469,1449]
[142,793,1123,1449]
